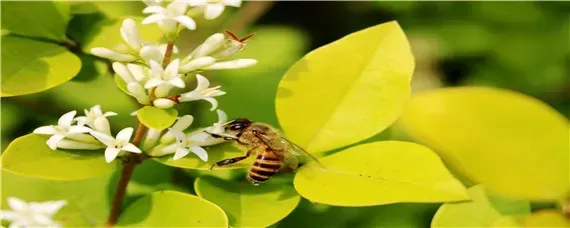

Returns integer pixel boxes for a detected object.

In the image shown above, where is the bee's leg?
[210,147,255,170]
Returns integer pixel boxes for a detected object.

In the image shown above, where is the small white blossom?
[142,1,196,34]
[144,59,185,89]
[0,197,67,228]
[206,109,227,134]
[169,129,209,161]
[189,0,242,20]
[90,128,142,163]
[74,105,117,135]
[160,115,194,143]
[179,74,225,111]
[90,19,142,62]
[33,111,92,150]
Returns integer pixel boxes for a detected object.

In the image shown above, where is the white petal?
[105,147,121,163]
[161,143,178,154]
[223,0,242,7]
[189,145,208,161]
[33,126,56,135]
[154,84,173,97]
[47,134,66,150]
[188,0,207,6]
[179,56,216,72]
[126,64,148,82]
[149,60,164,77]
[189,132,209,141]
[58,110,77,127]
[68,126,93,134]
[7,197,27,211]
[168,77,185,88]
[175,16,196,30]
[121,18,142,50]
[173,147,189,160]
[169,128,186,141]
[178,91,201,102]
[57,139,105,150]
[216,109,228,123]
[75,116,88,126]
[91,105,103,116]
[122,143,142,153]
[166,1,188,16]
[103,111,118,117]
[116,127,134,141]
[142,128,161,151]
[141,13,167,25]
[172,115,194,131]
[91,48,137,62]
[204,97,219,111]
[90,131,116,146]
[143,5,166,14]
[195,33,224,58]
[127,83,151,105]
[140,46,164,65]
[113,62,136,83]
[164,59,180,80]
[144,78,164,89]
[195,74,210,90]
[93,117,111,135]
[67,133,99,143]
[31,200,67,216]
[204,59,257,70]
[153,98,176,109]
[0,210,16,220]
[204,4,225,20]
[159,43,179,54]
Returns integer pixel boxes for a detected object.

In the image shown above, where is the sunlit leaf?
[2,134,117,180]
[154,143,254,170]
[194,176,301,227]
[137,106,178,131]
[432,185,530,227]
[294,141,468,206]
[276,21,414,153]
[117,190,228,227]
[1,170,114,226]
[399,87,569,200]
[1,1,71,41]
[1,36,81,97]
[521,210,570,227]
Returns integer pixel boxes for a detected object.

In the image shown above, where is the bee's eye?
[229,124,245,131]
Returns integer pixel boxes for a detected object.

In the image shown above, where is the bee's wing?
[279,137,325,168]
[283,153,299,169]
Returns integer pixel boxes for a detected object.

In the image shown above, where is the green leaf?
[1,170,114,226]
[1,1,71,41]
[114,74,129,94]
[137,106,178,131]
[81,17,162,54]
[194,176,301,227]
[1,36,81,97]
[153,143,253,170]
[398,87,569,200]
[520,210,570,227]
[117,190,228,227]
[2,134,117,180]
[432,185,531,227]
[276,21,414,153]
[294,141,468,206]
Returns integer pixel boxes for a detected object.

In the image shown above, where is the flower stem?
[105,123,147,227]
[162,40,175,68]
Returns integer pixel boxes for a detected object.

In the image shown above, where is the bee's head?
[224,118,252,133]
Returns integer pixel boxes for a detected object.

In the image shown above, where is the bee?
[208,118,323,185]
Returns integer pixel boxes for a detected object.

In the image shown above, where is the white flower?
[0,197,67,228]
[179,56,216,73]
[189,33,225,59]
[140,43,180,65]
[169,129,209,161]
[179,74,225,111]
[144,59,185,89]
[90,128,142,163]
[90,19,142,62]
[74,105,117,135]
[160,115,194,144]
[206,109,227,134]
[142,1,196,34]
[33,111,93,150]
[189,0,242,20]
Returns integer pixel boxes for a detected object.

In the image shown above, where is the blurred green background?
[1,1,569,227]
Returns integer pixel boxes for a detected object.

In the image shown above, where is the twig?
[227,1,275,33]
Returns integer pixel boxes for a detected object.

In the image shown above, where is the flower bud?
[153,98,176,109]
[143,128,161,151]
[154,84,173,98]
[204,59,257,70]
[113,62,136,83]
[179,57,216,73]
[94,117,112,135]
[127,82,151,105]
[193,33,225,58]
[91,48,137,62]
[67,133,100,144]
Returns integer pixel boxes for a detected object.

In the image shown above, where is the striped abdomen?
[247,150,283,184]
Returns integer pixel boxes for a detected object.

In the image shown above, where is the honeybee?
[208,118,323,185]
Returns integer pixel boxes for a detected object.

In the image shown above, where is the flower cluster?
[33,0,252,163]
[0,197,67,227]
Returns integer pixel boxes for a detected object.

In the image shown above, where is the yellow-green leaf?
[521,210,570,227]
[117,190,228,227]
[1,36,81,97]
[1,1,71,41]
[137,106,178,131]
[276,21,414,153]
[432,185,530,227]
[2,134,117,180]
[194,176,301,227]
[294,141,468,206]
[398,87,569,200]
[153,143,253,170]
